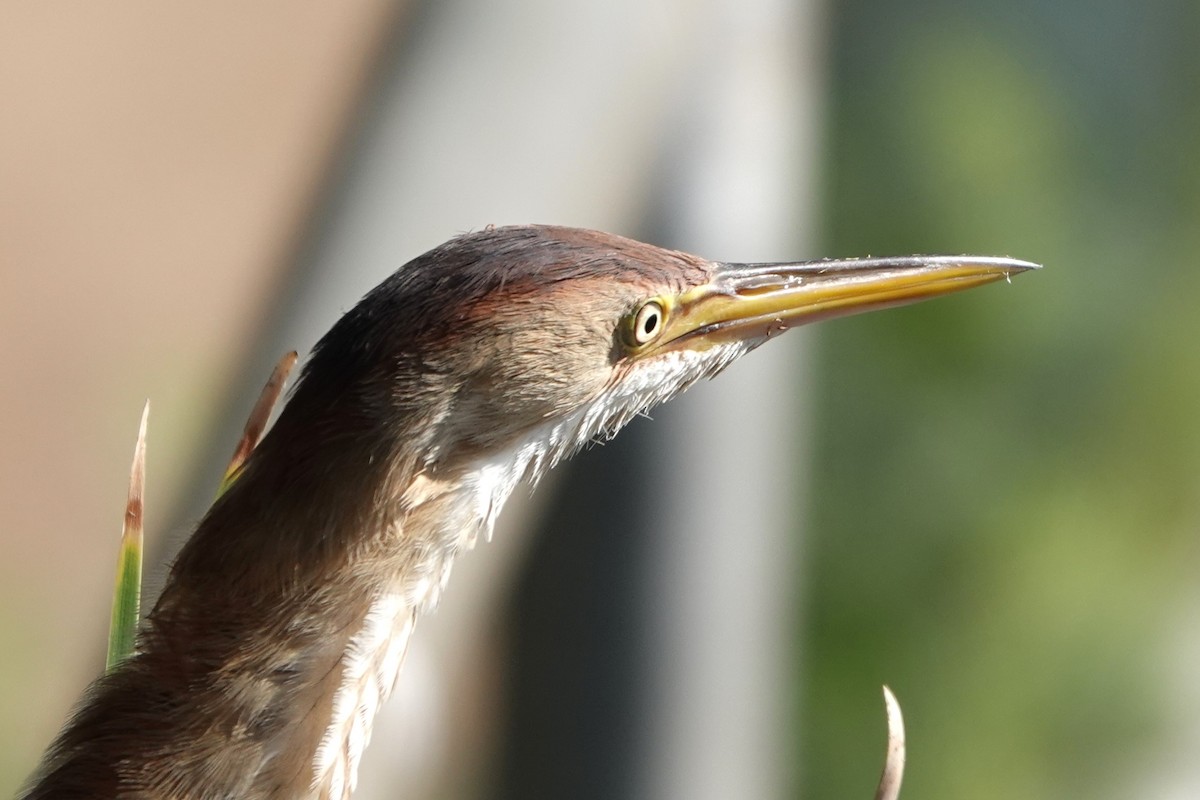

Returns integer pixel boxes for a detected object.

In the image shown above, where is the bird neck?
[154,432,481,799]
[26,423,495,800]
[28,369,569,799]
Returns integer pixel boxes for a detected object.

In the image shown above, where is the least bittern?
[23,226,1036,799]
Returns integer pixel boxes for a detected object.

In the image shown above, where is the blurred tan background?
[5,2,1200,799]
[0,0,400,788]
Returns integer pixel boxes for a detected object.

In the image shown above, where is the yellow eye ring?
[627,299,666,347]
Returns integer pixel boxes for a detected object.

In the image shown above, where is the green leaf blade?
[106,402,147,673]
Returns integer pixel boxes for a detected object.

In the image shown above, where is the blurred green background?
[809,1,1200,798]
[2,1,1198,799]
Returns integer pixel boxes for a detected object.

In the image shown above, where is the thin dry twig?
[873,685,906,800]
[219,351,297,494]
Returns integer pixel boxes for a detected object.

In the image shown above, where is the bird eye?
[629,300,666,346]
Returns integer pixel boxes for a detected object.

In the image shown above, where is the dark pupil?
[642,312,658,335]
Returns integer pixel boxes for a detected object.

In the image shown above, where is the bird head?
[286,224,1035,492]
